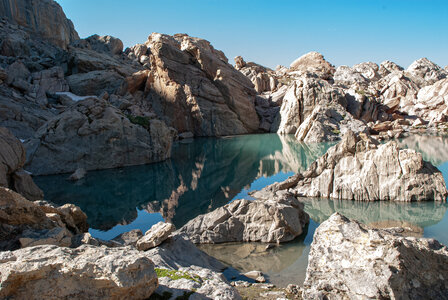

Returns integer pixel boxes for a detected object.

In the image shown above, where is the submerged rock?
[303,213,448,299]
[0,244,158,300]
[257,131,447,201]
[178,194,309,244]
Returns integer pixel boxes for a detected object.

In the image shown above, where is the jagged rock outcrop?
[256,131,447,201]
[0,0,79,49]
[0,187,87,250]
[415,78,448,123]
[303,213,448,299]
[234,55,278,93]
[179,193,309,244]
[406,57,447,85]
[0,127,43,200]
[146,233,241,300]
[25,97,175,175]
[71,34,123,56]
[0,244,158,300]
[141,33,259,136]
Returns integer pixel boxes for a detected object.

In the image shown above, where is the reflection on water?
[35,134,332,237]
[34,134,448,287]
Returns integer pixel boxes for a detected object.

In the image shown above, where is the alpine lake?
[35,134,448,287]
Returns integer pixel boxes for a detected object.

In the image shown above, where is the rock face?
[0,244,158,300]
[415,78,448,123]
[0,0,79,49]
[303,213,448,300]
[146,233,241,300]
[0,187,88,250]
[259,131,447,201]
[25,98,175,175]
[0,127,43,200]
[179,193,309,244]
[136,221,175,251]
[142,33,259,136]
[295,103,367,143]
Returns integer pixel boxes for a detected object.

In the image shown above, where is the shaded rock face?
[0,244,158,300]
[258,131,447,202]
[71,34,123,56]
[0,187,87,250]
[179,194,309,244]
[235,55,279,93]
[0,0,79,49]
[303,213,448,300]
[144,33,259,136]
[25,98,175,175]
[0,127,43,200]
[145,234,241,300]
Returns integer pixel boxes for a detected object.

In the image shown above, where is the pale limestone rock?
[136,221,176,251]
[178,194,309,244]
[415,78,448,123]
[258,131,447,202]
[303,213,448,300]
[0,244,158,300]
[25,98,175,175]
[112,229,143,247]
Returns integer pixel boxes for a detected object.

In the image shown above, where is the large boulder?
[143,33,259,136]
[415,78,448,123]
[136,221,175,251]
[0,244,158,300]
[258,131,447,201]
[0,0,79,49]
[71,34,124,56]
[25,97,175,175]
[406,57,447,85]
[303,213,448,299]
[235,55,278,93]
[0,127,43,200]
[179,193,309,244]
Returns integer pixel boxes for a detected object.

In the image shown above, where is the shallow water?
[35,134,448,287]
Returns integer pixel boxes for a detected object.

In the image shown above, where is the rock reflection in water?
[398,135,448,166]
[34,134,333,233]
[302,198,448,229]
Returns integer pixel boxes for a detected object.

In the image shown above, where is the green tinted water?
[35,134,448,286]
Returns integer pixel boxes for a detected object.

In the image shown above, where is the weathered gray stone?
[179,194,309,244]
[112,229,143,247]
[0,244,158,300]
[303,213,448,300]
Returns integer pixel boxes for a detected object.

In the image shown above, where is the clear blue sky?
[55,0,447,69]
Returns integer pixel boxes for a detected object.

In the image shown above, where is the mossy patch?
[126,114,151,130]
[155,268,201,283]
[332,129,341,135]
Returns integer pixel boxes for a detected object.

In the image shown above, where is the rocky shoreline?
[1,0,448,299]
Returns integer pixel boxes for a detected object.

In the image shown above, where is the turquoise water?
[35,134,448,286]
